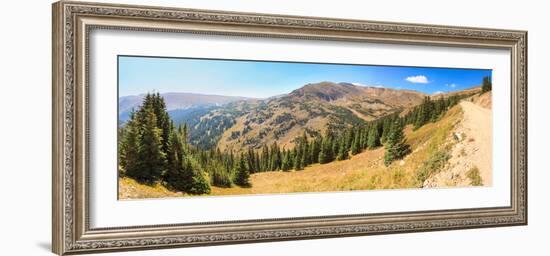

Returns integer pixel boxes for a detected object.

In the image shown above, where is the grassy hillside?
[119,177,183,199]
[119,104,463,199]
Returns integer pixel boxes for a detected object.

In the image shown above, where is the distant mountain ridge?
[289,82,427,106]
[118,92,256,123]
[119,82,477,151]
[214,82,428,151]
[119,92,255,112]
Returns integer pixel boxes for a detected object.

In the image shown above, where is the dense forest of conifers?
[119,82,484,195]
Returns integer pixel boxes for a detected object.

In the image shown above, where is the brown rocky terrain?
[217,82,426,151]
[423,93,492,187]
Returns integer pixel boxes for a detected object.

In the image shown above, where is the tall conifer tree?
[337,138,349,161]
[310,137,321,164]
[133,109,166,183]
[384,121,411,166]
[234,153,250,187]
[367,125,380,149]
[481,76,492,93]
[351,132,361,155]
[120,112,140,177]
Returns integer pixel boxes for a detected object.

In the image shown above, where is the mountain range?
[118,92,255,124]
[119,82,479,151]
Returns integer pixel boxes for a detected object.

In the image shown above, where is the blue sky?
[119,56,491,98]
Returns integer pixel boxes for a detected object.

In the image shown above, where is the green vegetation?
[171,102,256,150]
[414,149,451,186]
[208,161,232,188]
[119,93,212,194]
[467,166,483,186]
[120,94,167,184]
[120,92,466,194]
[120,96,468,199]
[233,153,251,187]
[481,76,492,94]
[383,121,411,166]
[404,95,463,130]
[119,79,480,195]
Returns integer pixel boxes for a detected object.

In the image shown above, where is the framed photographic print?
[52,1,527,255]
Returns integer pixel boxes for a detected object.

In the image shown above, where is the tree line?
[119,93,212,194]
[481,76,492,93]
[119,86,478,195]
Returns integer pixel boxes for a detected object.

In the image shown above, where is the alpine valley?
[118,81,492,199]
[120,82,428,150]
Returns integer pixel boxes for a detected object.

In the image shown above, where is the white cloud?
[351,82,365,86]
[446,83,457,88]
[432,91,444,95]
[405,75,429,84]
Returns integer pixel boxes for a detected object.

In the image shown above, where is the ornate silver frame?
[52,1,527,255]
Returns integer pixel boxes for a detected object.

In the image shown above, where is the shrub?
[187,170,211,194]
[165,158,211,194]
[210,166,233,188]
[467,166,483,186]
[415,150,450,186]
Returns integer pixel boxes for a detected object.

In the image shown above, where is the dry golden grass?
[119,105,463,199]
[214,105,462,195]
[118,177,183,199]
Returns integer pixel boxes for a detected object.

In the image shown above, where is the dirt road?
[459,101,492,185]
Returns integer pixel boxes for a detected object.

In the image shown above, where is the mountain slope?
[423,93,492,187]
[119,99,467,199]
[119,82,478,153]
[216,82,426,151]
[433,86,481,99]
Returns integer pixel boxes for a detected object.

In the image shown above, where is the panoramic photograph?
[117,56,493,199]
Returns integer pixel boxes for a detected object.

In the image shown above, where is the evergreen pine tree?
[289,147,296,169]
[281,149,292,171]
[269,143,281,171]
[294,145,304,170]
[414,96,435,129]
[247,148,256,173]
[183,159,211,194]
[234,153,250,187]
[337,137,349,161]
[254,151,261,173]
[163,135,211,195]
[207,160,233,188]
[380,118,391,143]
[351,131,361,155]
[359,128,367,150]
[367,125,380,149]
[208,160,232,188]
[179,124,188,145]
[154,93,172,153]
[318,144,328,164]
[132,109,166,183]
[345,130,354,151]
[384,121,411,166]
[260,145,269,172]
[165,129,184,177]
[119,114,140,177]
[301,143,309,167]
[310,137,321,164]
[319,135,335,164]
[229,150,235,168]
[481,76,492,93]
[332,136,339,159]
